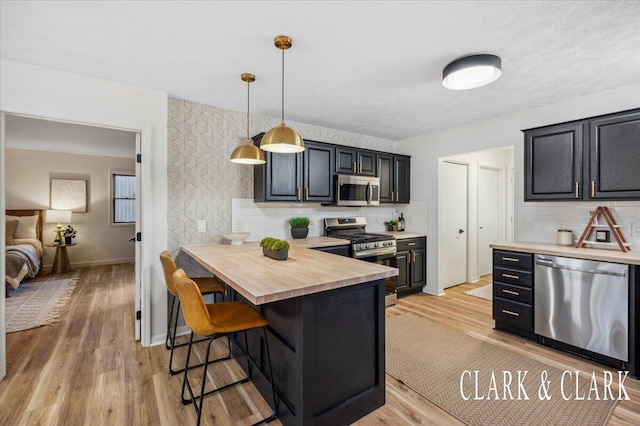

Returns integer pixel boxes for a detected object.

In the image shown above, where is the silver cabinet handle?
[575,181,579,198]
[296,187,301,200]
[391,191,394,201]
[407,242,416,246]
[591,180,596,198]
[305,187,309,200]
[502,310,520,317]
[396,191,399,202]
[502,257,520,262]
[359,162,362,174]
[502,289,520,296]
[502,273,520,280]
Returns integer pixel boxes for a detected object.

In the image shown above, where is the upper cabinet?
[253,135,334,203]
[335,147,376,176]
[377,153,411,204]
[524,108,640,201]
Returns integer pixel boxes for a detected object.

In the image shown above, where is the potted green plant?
[384,219,398,232]
[63,225,77,245]
[288,216,311,239]
[260,237,290,260]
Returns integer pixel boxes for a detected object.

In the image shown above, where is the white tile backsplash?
[514,197,640,250]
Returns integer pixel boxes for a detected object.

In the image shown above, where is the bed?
[5,210,44,295]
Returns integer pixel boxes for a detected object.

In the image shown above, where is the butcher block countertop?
[490,241,640,265]
[182,240,398,305]
[380,231,427,240]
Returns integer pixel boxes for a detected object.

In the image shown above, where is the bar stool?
[159,251,227,375]
[173,268,277,426]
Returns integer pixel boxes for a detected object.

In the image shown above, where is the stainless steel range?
[324,217,398,306]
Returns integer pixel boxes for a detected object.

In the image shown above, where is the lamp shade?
[46,209,72,224]
[260,122,305,153]
[231,141,266,164]
[442,54,501,90]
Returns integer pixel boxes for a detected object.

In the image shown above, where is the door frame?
[477,165,504,277]
[0,108,152,379]
[438,159,470,290]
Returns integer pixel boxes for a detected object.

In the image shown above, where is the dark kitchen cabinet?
[524,108,640,201]
[590,110,640,199]
[253,135,334,203]
[524,122,583,201]
[377,153,411,204]
[396,237,426,297]
[335,147,376,176]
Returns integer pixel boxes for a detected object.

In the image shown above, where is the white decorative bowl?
[223,232,251,245]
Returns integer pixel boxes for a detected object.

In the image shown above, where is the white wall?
[5,148,135,267]
[397,82,640,296]
[0,59,168,348]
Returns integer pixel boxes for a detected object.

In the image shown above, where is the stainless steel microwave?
[335,175,380,206]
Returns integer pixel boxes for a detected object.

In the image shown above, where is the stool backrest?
[159,250,179,296]
[173,268,215,336]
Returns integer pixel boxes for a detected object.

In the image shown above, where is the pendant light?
[230,73,266,164]
[260,35,304,153]
[442,54,502,90]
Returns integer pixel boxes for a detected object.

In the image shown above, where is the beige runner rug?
[386,313,620,425]
[6,278,78,333]
[464,283,492,301]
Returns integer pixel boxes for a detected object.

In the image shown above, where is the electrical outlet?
[631,223,640,238]
[197,220,207,233]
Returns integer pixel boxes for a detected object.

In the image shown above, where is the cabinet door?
[395,252,409,290]
[377,153,394,203]
[304,141,334,202]
[357,151,377,176]
[524,123,583,201]
[590,110,640,199]
[394,155,411,204]
[410,248,426,289]
[335,147,357,174]
[265,151,303,201]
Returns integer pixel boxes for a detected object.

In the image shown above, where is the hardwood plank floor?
[2,270,639,425]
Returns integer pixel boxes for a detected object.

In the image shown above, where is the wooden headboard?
[6,210,44,242]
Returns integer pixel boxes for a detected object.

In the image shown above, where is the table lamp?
[46,209,72,245]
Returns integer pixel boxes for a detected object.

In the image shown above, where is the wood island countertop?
[182,240,398,305]
[490,241,640,265]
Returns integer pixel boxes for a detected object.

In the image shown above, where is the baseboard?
[422,286,445,296]
[43,257,135,269]
[468,276,480,283]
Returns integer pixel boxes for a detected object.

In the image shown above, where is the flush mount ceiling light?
[230,73,266,164]
[442,54,502,90]
[260,35,304,154]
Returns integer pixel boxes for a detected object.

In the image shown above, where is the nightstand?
[46,243,77,274]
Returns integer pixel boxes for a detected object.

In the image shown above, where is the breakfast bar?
[182,241,398,426]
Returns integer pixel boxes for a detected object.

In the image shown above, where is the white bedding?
[13,238,44,258]
[6,242,42,290]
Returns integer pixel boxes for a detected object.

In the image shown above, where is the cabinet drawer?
[494,282,532,304]
[493,297,532,331]
[397,237,425,251]
[494,266,532,288]
[493,250,533,270]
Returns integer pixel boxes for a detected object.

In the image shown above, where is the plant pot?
[64,236,73,245]
[263,247,288,260]
[290,228,309,239]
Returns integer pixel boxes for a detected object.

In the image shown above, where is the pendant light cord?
[281,47,285,122]
[246,79,250,140]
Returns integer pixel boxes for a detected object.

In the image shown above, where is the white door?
[478,167,500,277]
[134,133,142,340]
[441,161,468,288]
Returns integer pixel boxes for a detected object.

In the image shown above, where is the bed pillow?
[6,214,39,239]
[5,220,19,245]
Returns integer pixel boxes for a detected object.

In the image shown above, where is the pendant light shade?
[261,35,304,154]
[231,73,266,164]
[442,54,501,90]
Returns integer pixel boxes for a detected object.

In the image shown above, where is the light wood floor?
[2,269,639,425]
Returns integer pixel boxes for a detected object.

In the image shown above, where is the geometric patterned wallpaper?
[167,97,395,276]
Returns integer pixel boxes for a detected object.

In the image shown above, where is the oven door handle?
[366,182,372,204]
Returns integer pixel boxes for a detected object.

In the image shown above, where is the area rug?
[386,313,619,425]
[6,278,78,333]
[464,283,492,301]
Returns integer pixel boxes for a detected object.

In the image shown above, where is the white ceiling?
[2,1,640,141]
[5,115,137,158]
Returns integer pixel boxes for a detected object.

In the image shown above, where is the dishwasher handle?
[535,258,626,277]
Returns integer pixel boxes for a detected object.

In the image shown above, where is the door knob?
[129,236,136,242]
[458,229,465,234]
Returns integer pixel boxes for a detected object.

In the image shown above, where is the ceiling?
[2,1,640,141]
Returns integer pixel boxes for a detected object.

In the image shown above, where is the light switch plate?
[197,220,207,233]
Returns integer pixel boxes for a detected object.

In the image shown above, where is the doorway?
[440,161,469,288]
[478,166,501,276]
[1,114,143,357]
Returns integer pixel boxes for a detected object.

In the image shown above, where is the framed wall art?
[51,178,87,213]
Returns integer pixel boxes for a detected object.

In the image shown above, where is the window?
[111,172,135,225]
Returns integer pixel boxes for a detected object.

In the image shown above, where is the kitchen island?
[182,240,398,426]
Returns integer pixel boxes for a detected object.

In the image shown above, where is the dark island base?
[230,279,386,426]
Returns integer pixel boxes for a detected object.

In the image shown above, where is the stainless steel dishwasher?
[534,254,629,361]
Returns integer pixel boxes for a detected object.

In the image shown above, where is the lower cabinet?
[396,237,426,297]
[492,249,535,340]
